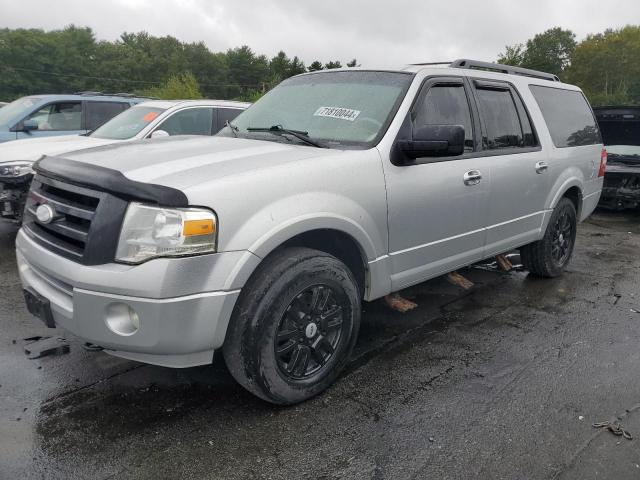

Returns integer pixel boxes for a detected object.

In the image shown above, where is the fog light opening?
[105,303,140,336]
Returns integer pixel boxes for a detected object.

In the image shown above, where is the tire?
[520,197,577,278]
[223,247,361,405]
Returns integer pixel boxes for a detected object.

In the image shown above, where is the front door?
[16,101,85,139]
[384,77,491,291]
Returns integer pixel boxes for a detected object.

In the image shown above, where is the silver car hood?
[58,136,334,191]
[0,135,117,163]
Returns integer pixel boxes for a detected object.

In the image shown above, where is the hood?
[0,135,117,164]
[594,106,640,147]
[56,135,335,191]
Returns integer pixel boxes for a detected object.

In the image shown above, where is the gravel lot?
[2,210,640,479]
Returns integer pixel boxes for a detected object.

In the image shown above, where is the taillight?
[598,148,607,177]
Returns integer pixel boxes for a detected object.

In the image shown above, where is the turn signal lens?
[183,219,215,236]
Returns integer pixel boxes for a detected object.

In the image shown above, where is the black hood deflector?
[34,155,189,207]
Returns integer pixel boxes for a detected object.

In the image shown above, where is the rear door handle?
[463,170,482,186]
[535,161,549,174]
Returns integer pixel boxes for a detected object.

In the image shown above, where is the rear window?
[529,85,601,148]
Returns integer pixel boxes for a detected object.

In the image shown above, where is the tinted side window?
[86,102,128,131]
[25,102,82,131]
[156,108,214,136]
[529,85,600,148]
[413,84,474,152]
[216,108,243,133]
[475,87,523,149]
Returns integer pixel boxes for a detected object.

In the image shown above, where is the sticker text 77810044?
[313,106,361,122]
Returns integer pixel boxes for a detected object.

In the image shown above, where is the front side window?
[220,71,414,148]
[25,102,82,131]
[156,108,214,136]
[86,102,129,131]
[530,85,600,148]
[90,106,166,140]
[475,87,523,149]
[413,84,474,152]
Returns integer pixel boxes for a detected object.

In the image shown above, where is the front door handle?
[463,170,482,186]
[535,161,549,174]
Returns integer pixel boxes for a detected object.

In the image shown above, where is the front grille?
[23,174,128,265]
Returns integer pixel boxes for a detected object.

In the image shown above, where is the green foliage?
[497,44,525,66]
[141,72,203,99]
[498,25,640,105]
[324,60,342,69]
[308,61,324,72]
[565,26,640,106]
[498,27,576,78]
[0,26,355,101]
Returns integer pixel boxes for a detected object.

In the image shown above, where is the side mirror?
[22,119,39,132]
[398,125,465,159]
[150,129,170,139]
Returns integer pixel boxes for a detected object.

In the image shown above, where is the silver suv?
[17,60,605,404]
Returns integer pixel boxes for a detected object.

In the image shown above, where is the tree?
[565,26,640,105]
[142,72,203,99]
[497,27,576,78]
[308,61,323,72]
[346,58,358,67]
[324,60,342,69]
[497,44,525,66]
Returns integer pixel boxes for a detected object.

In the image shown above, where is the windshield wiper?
[246,125,326,148]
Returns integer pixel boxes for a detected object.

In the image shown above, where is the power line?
[0,64,263,88]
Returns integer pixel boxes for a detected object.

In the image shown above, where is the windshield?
[0,97,41,127]
[90,106,166,140]
[219,71,413,148]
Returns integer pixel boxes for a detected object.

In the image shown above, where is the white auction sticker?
[313,106,361,122]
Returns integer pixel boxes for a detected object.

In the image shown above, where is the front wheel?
[223,247,361,405]
[520,197,577,277]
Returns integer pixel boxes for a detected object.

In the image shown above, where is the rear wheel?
[520,197,577,277]
[223,247,361,405]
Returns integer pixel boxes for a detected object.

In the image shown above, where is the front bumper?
[16,229,260,367]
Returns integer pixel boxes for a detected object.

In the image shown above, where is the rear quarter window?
[529,85,601,148]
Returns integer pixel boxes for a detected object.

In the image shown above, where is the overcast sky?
[1,0,638,66]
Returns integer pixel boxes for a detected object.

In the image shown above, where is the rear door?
[470,79,550,256]
[84,101,130,132]
[384,77,491,290]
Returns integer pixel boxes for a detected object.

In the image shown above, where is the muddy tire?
[222,247,361,405]
[520,197,577,278]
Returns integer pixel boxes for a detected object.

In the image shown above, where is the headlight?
[115,202,217,264]
[0,162,34,178]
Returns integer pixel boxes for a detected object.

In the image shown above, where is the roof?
[23,94,145,103]
[296,59,568,87]
[134,99,251,110]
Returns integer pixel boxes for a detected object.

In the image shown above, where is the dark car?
[595,106,640,210]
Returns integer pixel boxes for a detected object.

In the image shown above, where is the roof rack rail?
[74,91,104,96]
[450,59,560,82]
[410,61,452,66]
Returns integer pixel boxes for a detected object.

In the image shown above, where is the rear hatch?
[594,106,640,165]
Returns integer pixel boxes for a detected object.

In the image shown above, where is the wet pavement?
[2,210,640,479]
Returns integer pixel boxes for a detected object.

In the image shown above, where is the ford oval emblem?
[35,204,55,224]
